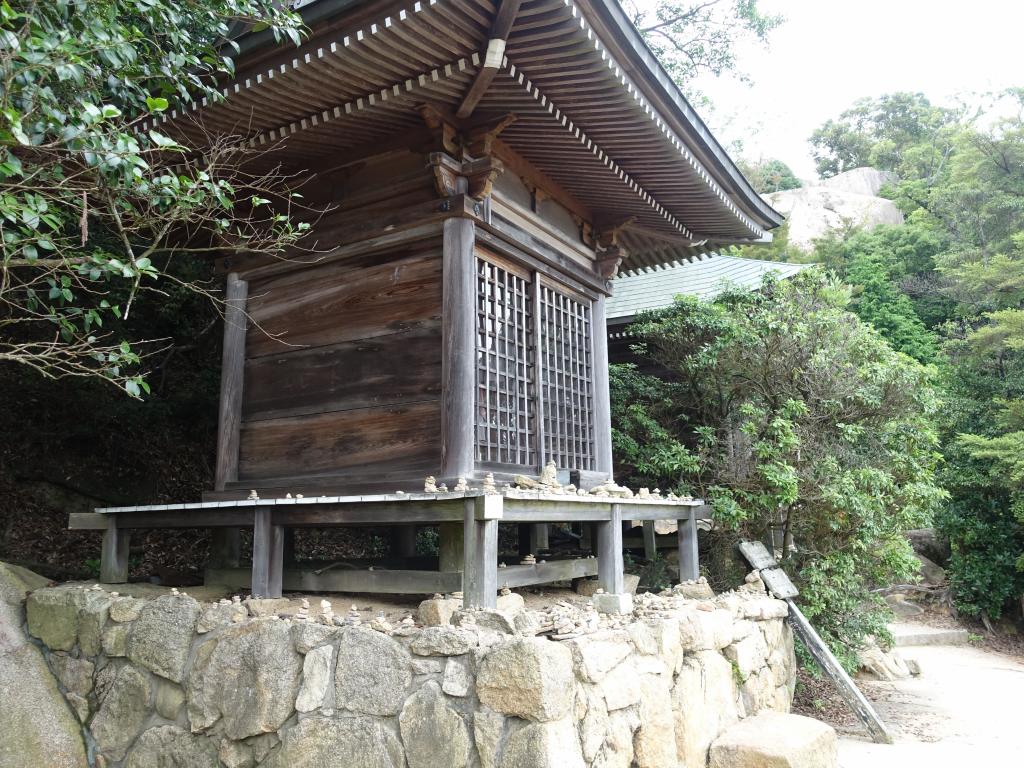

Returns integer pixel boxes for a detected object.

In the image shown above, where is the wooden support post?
[677,512,699,581]
[518,523,549,557]
[252,508,283,598]
[283,528,297,564]
[464,495,500,609]
[642,521,657,561]
[268,526,285,599]
[392,525,418,558]
[787,600,894,744]
[517,524,530,558]
[439,522,464,573]
[597,503,624,594]
[212,272,248,572]
[591,294,613,477]
[100,517,130,584]
[532,523,549,552]
[208,529,241,569]
[440,215,476,481]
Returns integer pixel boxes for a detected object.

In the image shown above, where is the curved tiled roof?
[607,254,809,323]
[169,0,783,270]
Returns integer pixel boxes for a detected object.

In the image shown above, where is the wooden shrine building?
[73,0,782,609]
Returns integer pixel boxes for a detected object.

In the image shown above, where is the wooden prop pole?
[786,599,893,744]
[738,540,893,744]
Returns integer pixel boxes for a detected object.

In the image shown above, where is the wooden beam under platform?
[77,492,710,604]
[207,557,601,597]
[495,558,598,589]
[206,566,464,596]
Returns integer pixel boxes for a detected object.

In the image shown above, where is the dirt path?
[838,640,1024,767]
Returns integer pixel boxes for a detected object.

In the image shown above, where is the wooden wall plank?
[215,273,248,490]
[246,248,442,358]
[242,324,442,422]
[220,472,442,497]
[475,220,606,295]
[238,401,441,480]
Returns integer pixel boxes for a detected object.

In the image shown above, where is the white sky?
[683,0,1024,179]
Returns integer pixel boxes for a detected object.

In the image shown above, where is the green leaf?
[145,96,169,112]
[10,121,30,146]
[149,130,181,149]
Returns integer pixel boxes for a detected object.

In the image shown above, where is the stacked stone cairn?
[20,573,798,767]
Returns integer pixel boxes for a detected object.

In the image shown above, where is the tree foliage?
[736,157,802,194]
[785,89,1024,620]
[624,0,782,88]
[809,225,943,362]
[809,92,958,179]
[611,272,945,666]
[0,0,310,395]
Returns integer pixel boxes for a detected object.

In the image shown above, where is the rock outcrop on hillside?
[767,167,903,252]
[819,167,897,197]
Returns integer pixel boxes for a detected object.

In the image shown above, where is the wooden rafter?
[456,0,523,119]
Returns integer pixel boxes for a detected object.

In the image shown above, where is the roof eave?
[230,0,370,59]
[583,0,784,231]
[220,0,782,245]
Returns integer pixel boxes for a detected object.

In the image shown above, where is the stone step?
[709,711,837,768]
[889,622,969,647]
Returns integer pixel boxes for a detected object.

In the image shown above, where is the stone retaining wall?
[22,579,795,767]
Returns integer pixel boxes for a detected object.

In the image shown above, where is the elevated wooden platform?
[71,491,709,608]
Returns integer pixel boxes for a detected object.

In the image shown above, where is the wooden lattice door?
[474,251,595,472]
